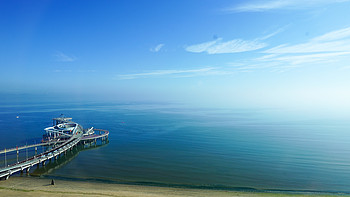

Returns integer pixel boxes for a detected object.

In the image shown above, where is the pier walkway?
[0,129,109,180]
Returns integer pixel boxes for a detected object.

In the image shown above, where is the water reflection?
[30,140,109,176]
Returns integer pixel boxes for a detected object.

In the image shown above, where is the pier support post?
[17,150,19,163]
[35,147,37,155]
[26,143,28,160]
[4,149,7,167]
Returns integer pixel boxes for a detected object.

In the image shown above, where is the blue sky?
[1,0,350,111]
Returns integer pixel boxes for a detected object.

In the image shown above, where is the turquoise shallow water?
[1,102,350,193]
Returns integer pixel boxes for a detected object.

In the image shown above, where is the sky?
[1,0,350,112]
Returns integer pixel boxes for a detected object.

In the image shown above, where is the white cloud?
[264,40,350,54]
[117,67,217,80]
[232,1,291,12]
[185,38,266,54]
[221,26,350,73]
[208,39,267,54]
[312,27,350,42]
[54,69,72,72]
[185,39,220,53]
[118,26,350,80]
[264,26,350,54]
[185,30,284,55]
[229,0,350,12]
[150,44,165,52]
[251,26,350,71]
[54,51,77,62]
[262,52,350,65]
[259,26,287,40]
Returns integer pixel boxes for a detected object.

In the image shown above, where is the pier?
[0,128,109,180]
[0,140,65,155]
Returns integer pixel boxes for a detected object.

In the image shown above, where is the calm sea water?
[1,101,350,193]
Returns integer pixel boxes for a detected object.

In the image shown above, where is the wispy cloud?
[265,41,350,54]
[184,29,285,55]
[54,69,72,73]
[117,67,217,80]
[228,0,350,12]
[258,26,287,40]
[223,26,350,73]
[150,44,165,52]
[119,27,350,80]
[252,26,350,70]
[312,27,350,42]
[185,38,267,54]
[54,51,77,62]
[264,27,350,54]
[227,60,290,72]
[185,39,218,53]
[260,52,350,65]
[232,1,291,12]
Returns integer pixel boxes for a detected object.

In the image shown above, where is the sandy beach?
[0,176,346,197]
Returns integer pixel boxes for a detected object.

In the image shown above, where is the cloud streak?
[258,27,287,40]
[117,67,217,80]
[150,44,165,52]
[312,27,350,42]
[54,51,77,62]
[228,0,350,12]
[118,27,350,80]
[251,26,350,70]
[225,26,350,72]
[184,30,285,55]
[185,38,267,54]
[264,27,350,54]
[260,52,350,65]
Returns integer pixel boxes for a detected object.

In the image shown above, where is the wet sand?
[0,176,346,197]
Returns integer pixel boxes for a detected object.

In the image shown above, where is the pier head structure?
[0,116,109,180]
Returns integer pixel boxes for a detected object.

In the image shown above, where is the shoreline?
[0,176,348,197]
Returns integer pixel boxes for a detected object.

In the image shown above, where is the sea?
[1,101,350,194]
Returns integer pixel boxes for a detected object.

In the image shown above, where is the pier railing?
[0,140,66,155]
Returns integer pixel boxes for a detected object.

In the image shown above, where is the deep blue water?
[1,101,350,193]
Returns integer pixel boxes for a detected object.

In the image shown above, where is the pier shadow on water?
[29,140,109,177]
